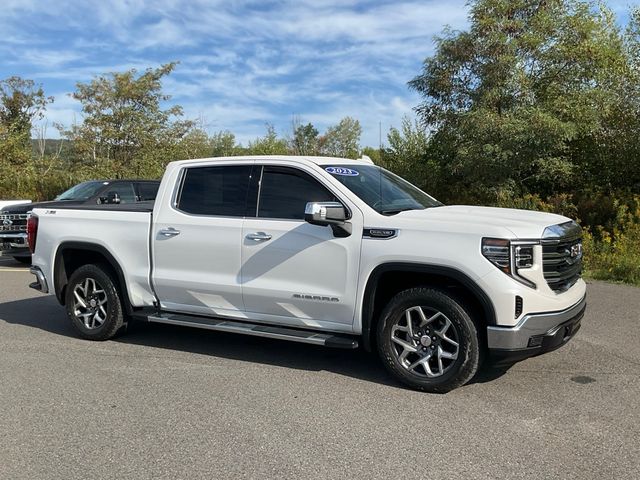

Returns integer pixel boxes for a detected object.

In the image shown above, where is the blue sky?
[0,0,634,147]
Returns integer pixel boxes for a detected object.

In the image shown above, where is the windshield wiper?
[380,207,421,215]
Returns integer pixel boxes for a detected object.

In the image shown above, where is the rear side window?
[178,165,252,216]
[137,182,159,201]
[105,183,137,204]
[258,166,338,220]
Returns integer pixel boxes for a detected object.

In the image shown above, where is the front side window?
[178,165,252,216]
[258,166,338,220]
[324,165,442,215]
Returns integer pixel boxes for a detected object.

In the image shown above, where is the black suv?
[0,179,159,263]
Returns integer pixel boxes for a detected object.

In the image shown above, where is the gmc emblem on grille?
[565,242,583,264]
[570,243,582,258]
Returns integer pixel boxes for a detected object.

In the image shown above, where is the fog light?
[528,335,544,348]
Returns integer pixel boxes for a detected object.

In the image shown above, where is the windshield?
[55,181,107,201]
[324,165,442,214]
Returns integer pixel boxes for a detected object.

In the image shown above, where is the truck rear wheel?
[65,264,125,341]
[376,287,481,393]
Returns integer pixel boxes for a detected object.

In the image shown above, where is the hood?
[0,199,86,214]
[393,205,572,239]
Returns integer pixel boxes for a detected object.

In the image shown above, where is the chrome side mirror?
[304,202,351,237]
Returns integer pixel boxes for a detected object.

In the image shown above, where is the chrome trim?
[29,266,49,293]
[148,314,358,348]
[487,294,586,350]
[0,232,27,239]
[255,164,264,217]
[542,220,582,242]
[363,227,398,239]
[508,241,537,289]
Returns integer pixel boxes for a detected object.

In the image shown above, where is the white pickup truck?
[27,156,586,392]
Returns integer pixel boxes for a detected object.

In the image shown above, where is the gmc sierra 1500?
[27,156,586,392]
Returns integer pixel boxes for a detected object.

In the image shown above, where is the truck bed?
[31,206,157,308]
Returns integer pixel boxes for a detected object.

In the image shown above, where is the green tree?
[209,130,239,157]
[292,122,320,155]
[247,124,289,155]
[0,76,53,198]
[177,128,211,160]
[66,63,194,178]
[409,0,634,203]
[361,146,381,164]
[379,116,440,195]
[0,77,52,162]
[321,117,362,158]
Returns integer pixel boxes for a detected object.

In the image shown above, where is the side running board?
[147,313,359,349]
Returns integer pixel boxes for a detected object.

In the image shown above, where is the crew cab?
[27,156,586,392]
[1,179,159,263]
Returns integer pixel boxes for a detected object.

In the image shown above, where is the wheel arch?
[53,241,133,315]
[360,262,496,351]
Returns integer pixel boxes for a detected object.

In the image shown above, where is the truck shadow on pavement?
[0,295,510,390]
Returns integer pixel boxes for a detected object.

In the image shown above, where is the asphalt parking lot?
[0,256,638,479]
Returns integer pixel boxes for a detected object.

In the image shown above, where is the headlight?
[482,238,537,288]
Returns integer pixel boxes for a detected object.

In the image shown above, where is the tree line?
[0,62,367,201]
[1,0,639,282]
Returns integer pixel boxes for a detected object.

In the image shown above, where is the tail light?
[27,214,38,253]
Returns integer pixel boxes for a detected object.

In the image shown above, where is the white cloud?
[2,0,470,146]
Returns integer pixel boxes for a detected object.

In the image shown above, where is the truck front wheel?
[376,287,481,393]
[65,264,125,341]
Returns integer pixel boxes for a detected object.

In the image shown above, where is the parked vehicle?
[27,156,585,392]
[0,180,159,263]
[0,200,31,210]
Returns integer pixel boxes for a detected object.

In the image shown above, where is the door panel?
[241,165,362,328]
[241,219,361,326]
[152,163,254,318]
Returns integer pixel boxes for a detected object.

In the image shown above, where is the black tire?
[13,256,31,264]
[65,263,125,341]
[376,287,481,393]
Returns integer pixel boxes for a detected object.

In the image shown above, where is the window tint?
[106,183,137,204]
[137,182,159,201]
[178,165,252,216]
[55,181,105,201]
[258,166,338,220]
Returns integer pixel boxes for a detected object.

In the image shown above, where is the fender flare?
[360,262,497,351]
[53,241,133,315]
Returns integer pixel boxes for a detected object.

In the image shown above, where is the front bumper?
[0,232,29,257]
[487,294,586,365]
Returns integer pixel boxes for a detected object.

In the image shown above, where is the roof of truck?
[171,155,375,167]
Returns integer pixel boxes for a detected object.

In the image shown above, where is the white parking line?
[0,268,30,272]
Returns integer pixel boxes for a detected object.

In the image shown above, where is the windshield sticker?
[325,166,359,176]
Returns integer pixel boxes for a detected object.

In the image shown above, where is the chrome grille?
[0,213,29,232]
[542,221,582,292]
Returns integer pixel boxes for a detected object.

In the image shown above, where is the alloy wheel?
[390,306,460,378]
[72,277,108,330]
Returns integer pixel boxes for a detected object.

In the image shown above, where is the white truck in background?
[27,155,586,392]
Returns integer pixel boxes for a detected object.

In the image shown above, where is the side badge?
[363,228,397,239]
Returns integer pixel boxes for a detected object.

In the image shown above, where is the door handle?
[160,227,181,237]
[246,232,272,241]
